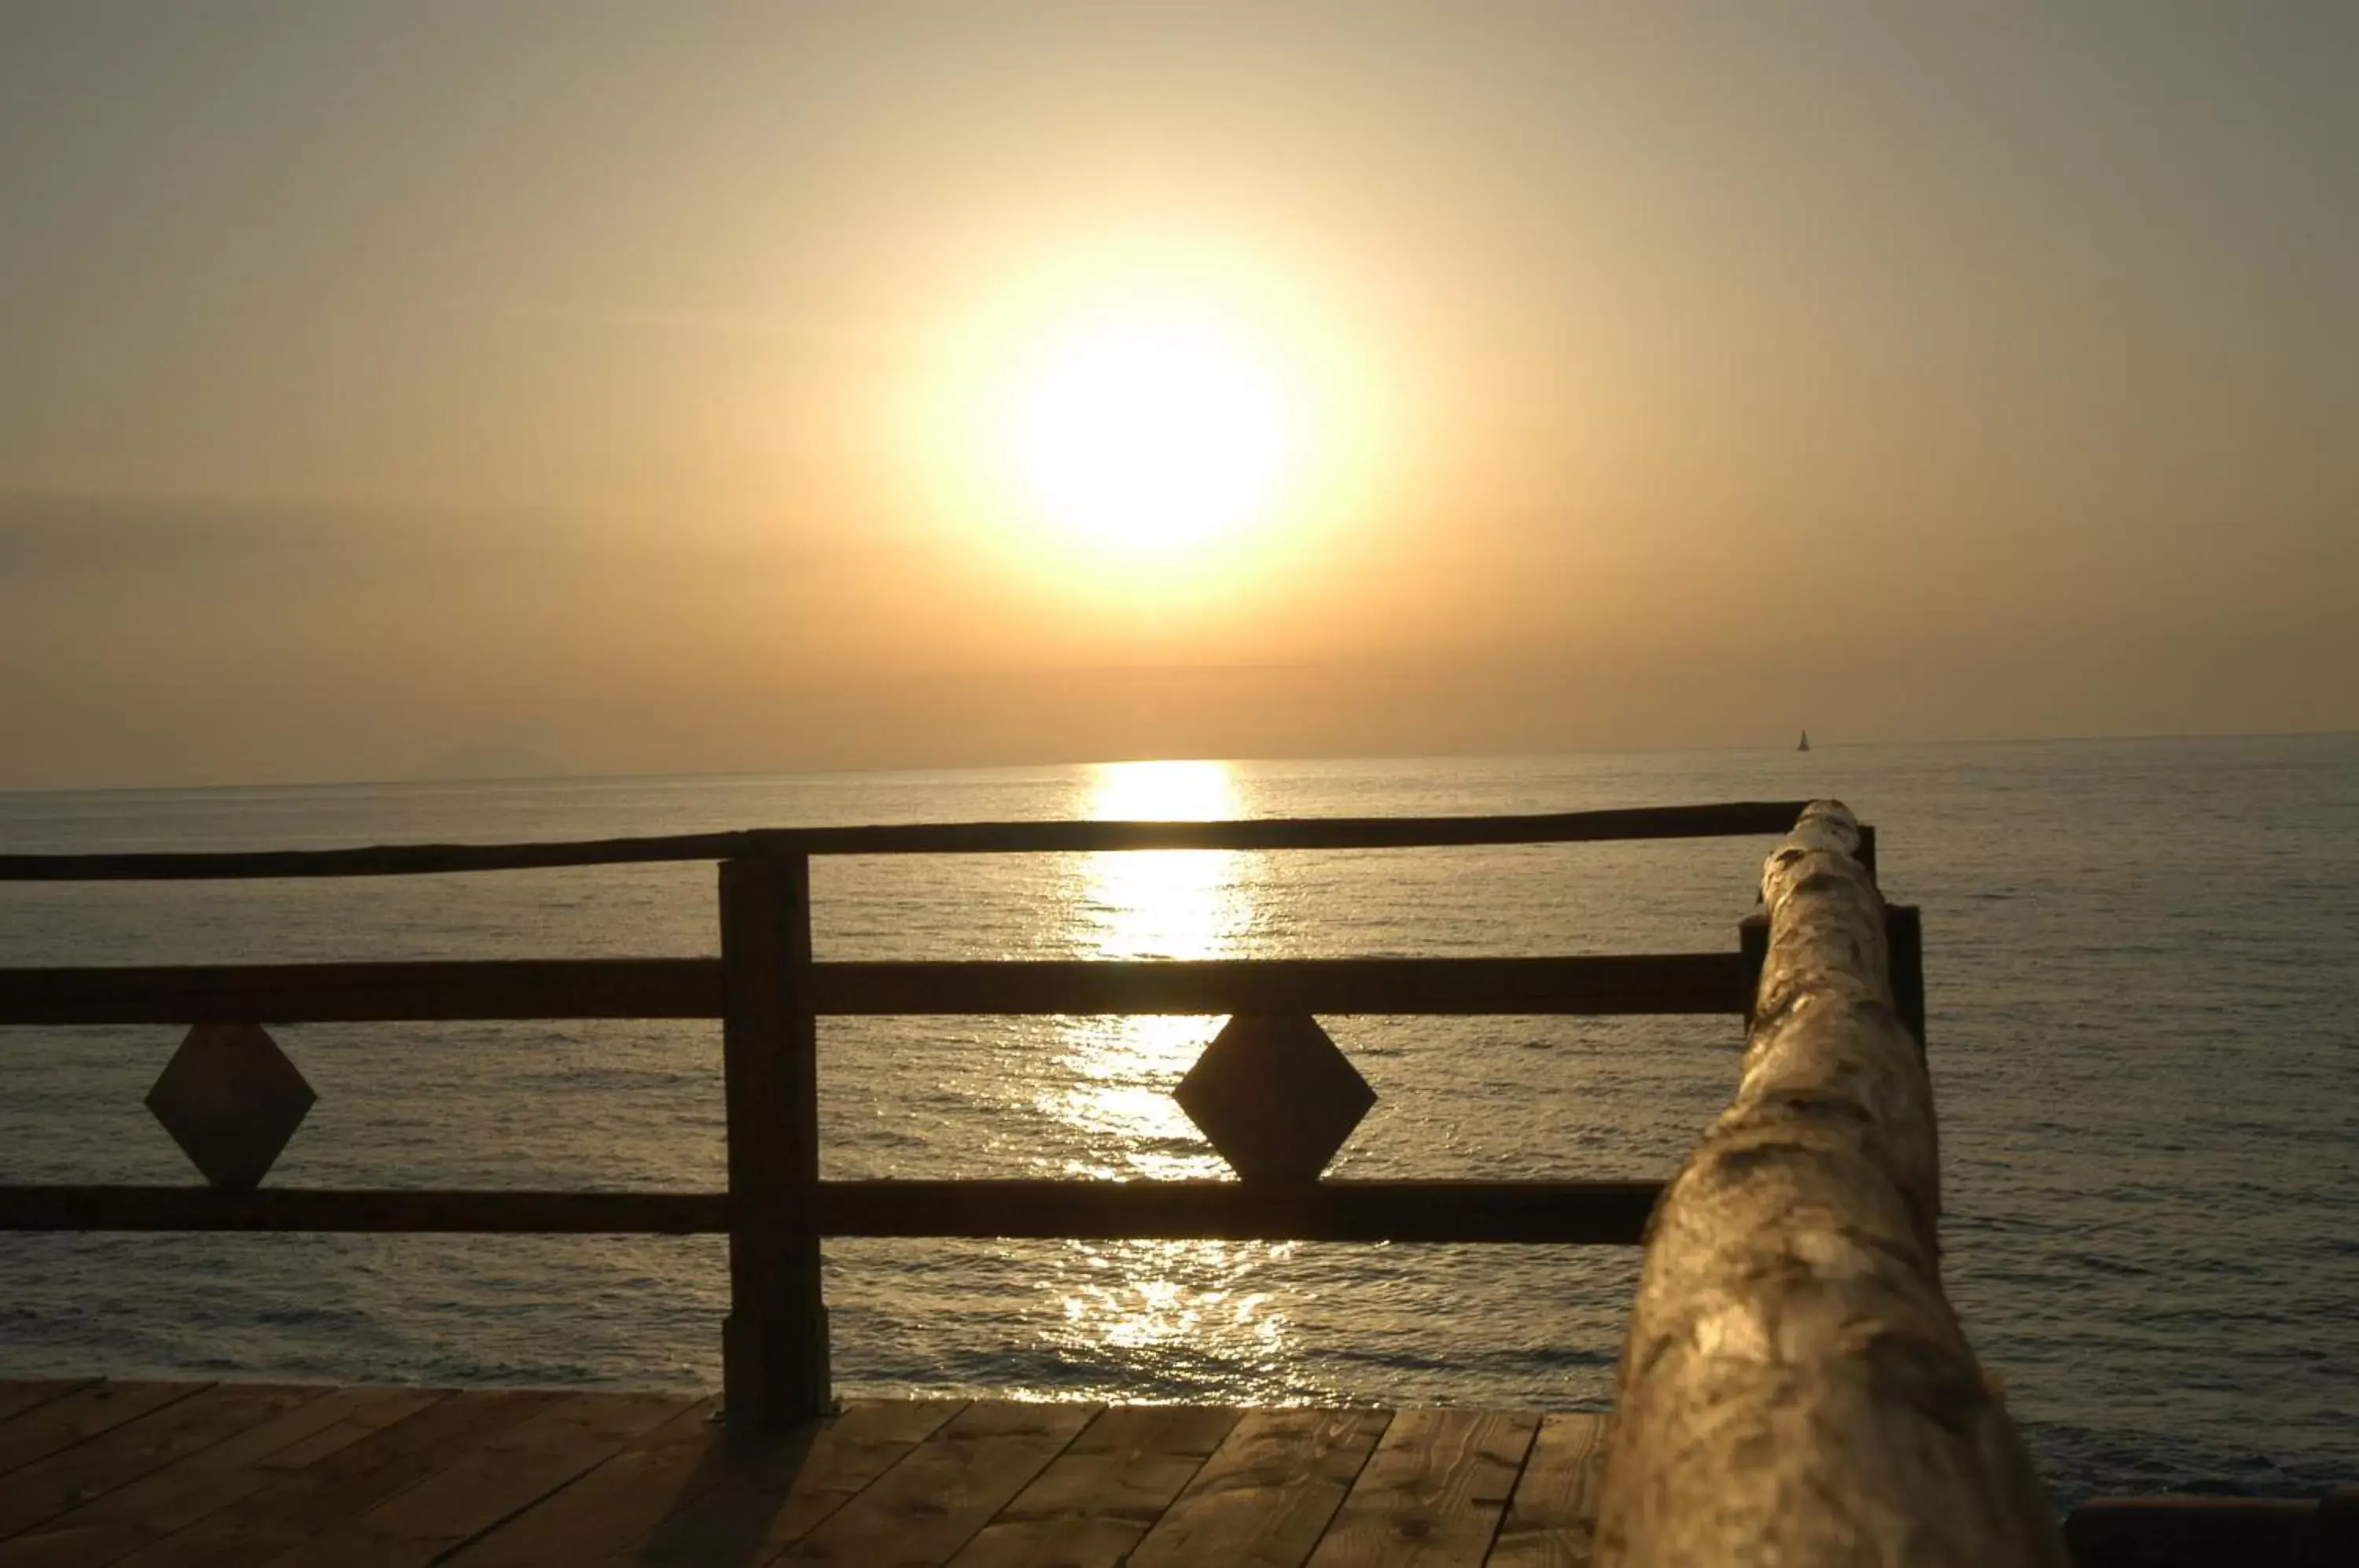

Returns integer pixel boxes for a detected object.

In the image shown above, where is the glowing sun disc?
[1008,319,1298,551]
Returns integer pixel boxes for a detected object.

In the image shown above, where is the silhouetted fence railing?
[0,797,1927,1434]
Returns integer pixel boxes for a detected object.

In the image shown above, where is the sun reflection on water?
[1046,759,1249,1181]
[1037,760,1298,1393]
[1076,758,1249,961]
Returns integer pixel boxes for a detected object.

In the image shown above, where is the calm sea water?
[2,736,2353,1506]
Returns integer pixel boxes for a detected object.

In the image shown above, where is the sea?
[2,734,2353,1508]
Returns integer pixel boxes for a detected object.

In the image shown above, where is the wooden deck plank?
[1487,1414,1609,1568]
[1305,1408,1539,1568]
[245,1389,452,1474]
[0,1385,212,1488]
[0,1386,1620,1568]
[0,1383,326,1541]
[0,1386,99,1430]
[779,1401,1100,1567]
[1127,1408,1393,1568]
[0,1388,442,1568]
[599,1398,966,1568]
[109,1389,563,1568]
[438,1397,719,1566]
[946,1404,1242,1568]
[259,1391,695,1568]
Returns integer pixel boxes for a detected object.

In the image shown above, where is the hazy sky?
[5,2,2353,788]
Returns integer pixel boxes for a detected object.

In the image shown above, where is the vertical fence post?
[1886,901,1926,1047]
[1738,912,1769,1030]
[718,852,829,1427]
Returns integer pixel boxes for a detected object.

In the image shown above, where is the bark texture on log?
[1595,800,2066,1567]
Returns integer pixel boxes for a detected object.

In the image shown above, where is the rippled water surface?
[3,737,2354,1504]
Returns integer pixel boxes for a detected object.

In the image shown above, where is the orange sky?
[4,4,2353,788]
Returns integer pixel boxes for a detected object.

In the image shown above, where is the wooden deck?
[0,1379,1606,1567]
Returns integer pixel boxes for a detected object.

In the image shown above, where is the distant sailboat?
[1798,729,1811,753]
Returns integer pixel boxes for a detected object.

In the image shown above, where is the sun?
[914,244,1396,597]
[1003,313,1302,553]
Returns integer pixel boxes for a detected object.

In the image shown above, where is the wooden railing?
[1595,801,2065,1566]
[2,797,1882,1432]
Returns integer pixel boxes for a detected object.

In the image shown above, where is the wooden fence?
[2,798,1923,1447]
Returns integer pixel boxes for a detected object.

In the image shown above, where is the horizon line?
[3,724,2352,802]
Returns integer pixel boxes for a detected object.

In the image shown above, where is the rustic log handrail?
[0,799,1919,1433]
[1594,801,2062,1565]
[0,799,1809,880]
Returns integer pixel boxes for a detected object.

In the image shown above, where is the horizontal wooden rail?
[0,801,1808,881]
[0,1179,1663,1242]
[815,955,1748,1017]
[2066,1492,2357,1568]
[0,959,722,1025]
[822,1178,1662,1242]
[0,1188,725,1233]
[0,953,1750,1025]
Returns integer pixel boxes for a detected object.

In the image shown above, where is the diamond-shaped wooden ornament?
[1173,1014,1375,1183]
[145,1023,315,1190]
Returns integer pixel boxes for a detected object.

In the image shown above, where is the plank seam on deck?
[855,1399,1104,1568]
[1306,1408,1539,1567]
[131,1387,559,1567]
[0,1382,100,1431]
[235,1389,503,1566]
[944,1405,1245,1568]
[1323,1408,1398,1566]
[1,1383,349,1547]
[0,1386,1620,1567]
[425,1398,706,1567]
[76,1386,458,1566]
[302,1390,701,1567]
[923,1404,1104,1568]
[1140,1406,1396,1568]
[1478,1408,1548,1566]
[801,1398,977,1559]
[0,1381,218,1485]
[412,1395,705,1567]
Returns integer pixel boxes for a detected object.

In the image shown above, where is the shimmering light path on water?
[2,736,2353,1506]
